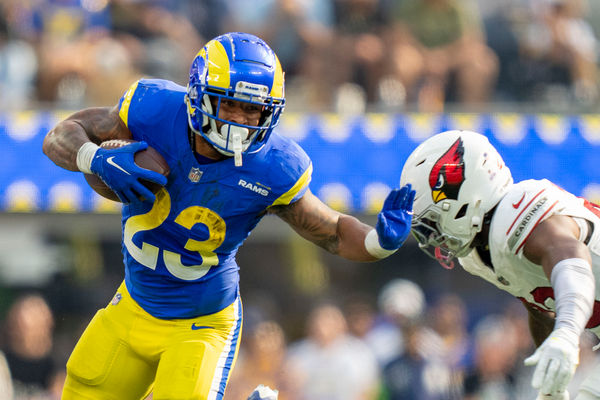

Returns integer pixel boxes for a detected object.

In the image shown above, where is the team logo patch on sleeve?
[429,137,465,203]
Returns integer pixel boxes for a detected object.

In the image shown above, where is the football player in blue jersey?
[42,32,415,400]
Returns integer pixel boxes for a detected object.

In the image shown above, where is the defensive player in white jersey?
[401,130,600,400]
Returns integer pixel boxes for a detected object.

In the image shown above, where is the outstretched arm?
[523,215,595,397]
[270,190,374,261]
[269,186,414,262]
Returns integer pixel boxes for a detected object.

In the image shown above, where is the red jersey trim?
[506,188,547,235]
[515,200,559,254]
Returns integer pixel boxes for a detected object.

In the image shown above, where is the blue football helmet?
[186,32,285,166]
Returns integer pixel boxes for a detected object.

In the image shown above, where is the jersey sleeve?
[117,80,150,142]
[491,179,567,256]
[271,162,313,206]
[116,79,185,144]
[265,136,313,207]
[117,80,139,130]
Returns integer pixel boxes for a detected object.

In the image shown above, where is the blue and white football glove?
[376,184,416,250]
[90,141,167,204]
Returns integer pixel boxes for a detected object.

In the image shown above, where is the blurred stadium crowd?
[1,0,600,399]
[0,0,599,113]
[2,273,600,400]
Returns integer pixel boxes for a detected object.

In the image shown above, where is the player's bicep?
[43,106,132,171]
[523,214,591,278]
[270,190,341,252]
[67,105,132,143]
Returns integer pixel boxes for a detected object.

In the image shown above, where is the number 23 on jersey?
[123,189,226,280]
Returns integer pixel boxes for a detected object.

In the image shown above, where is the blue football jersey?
[116,79,312,319]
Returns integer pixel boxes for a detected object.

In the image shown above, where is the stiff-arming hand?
[376,184,416,250]
[525,328,579,397]
[90,141,167,203]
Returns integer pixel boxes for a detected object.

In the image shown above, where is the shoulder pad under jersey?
[117,78,186,140]
[261,133,313,206]
[490,179,568,255]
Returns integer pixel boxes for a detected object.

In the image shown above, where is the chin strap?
[187,94,254,166]
[218,124,249,167]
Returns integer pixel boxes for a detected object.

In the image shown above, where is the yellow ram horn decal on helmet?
[202,40,231,90]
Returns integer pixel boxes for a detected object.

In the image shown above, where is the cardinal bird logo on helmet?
[429,138,465,203]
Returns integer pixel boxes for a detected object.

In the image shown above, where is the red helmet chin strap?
[435,247,455,270]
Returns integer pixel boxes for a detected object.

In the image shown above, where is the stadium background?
[0,0,599,398]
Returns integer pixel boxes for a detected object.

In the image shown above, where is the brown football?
[84,139,170,202]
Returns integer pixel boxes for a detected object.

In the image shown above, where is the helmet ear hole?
[455,204,468,220]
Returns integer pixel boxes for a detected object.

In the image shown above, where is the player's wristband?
[551,258,595,341]
[364,229,397,259]
[76,142,100,174]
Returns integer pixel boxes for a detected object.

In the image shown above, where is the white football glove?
[536,390,570,400]
[525,328,579,396]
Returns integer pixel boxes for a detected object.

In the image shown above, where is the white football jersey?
[459,179,600,338]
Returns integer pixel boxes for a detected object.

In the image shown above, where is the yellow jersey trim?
[271,163,312,207]
[119,81,140,127]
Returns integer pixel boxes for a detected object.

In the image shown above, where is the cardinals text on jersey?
[460,179,600,336]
